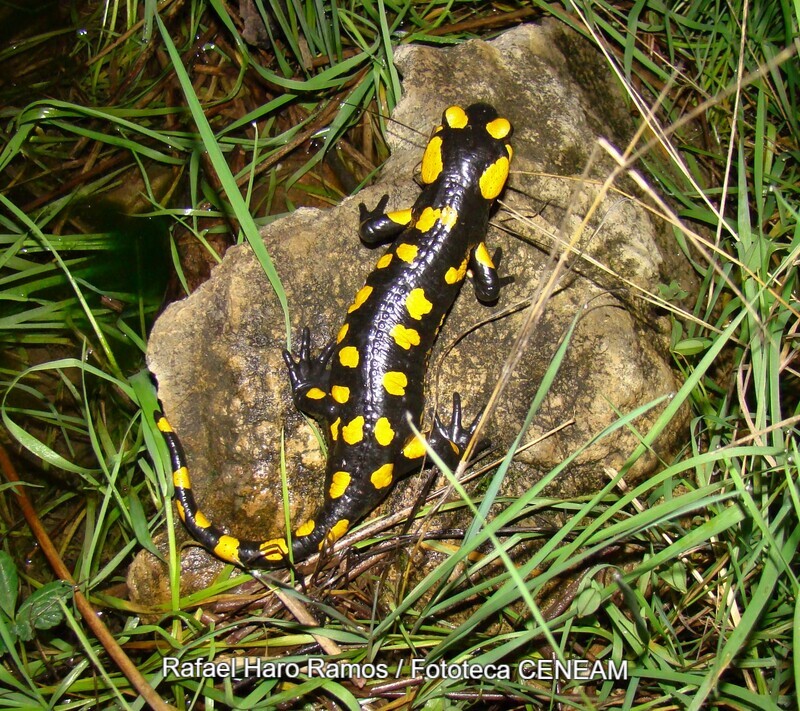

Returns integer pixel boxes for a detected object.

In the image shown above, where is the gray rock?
[131,21,695,601]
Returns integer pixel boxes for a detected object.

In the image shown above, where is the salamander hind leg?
[470,242,504,303]
[427,393,487,471]
[282,326,336,419]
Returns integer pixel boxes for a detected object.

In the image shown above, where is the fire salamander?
[156,103,513,568]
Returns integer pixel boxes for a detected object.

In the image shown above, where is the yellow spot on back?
[306,387,326,400]
[421,135,443,184]
[156,417,173,433]
[486,117,511,139]
[331,385,350,403]
[342,416,365,444]
[505,144,513,160]
[396,243,418,263]
[445,105,468,128]
[323,519,350,547]
[383,371,408,396]
[479,156,510,199]
[295,519,315,537]
[339,346,359,368]
[173,466,191,490]
[331,417,341,440]
[337,323,349,343]
[415,206,437,233]
[403,435,427,460]
[406,288,433,320]
[194,511,212,529]
[445,258,469,284]
[376,253,393,269]
[175,500,186,521]
[370,463,394,489]
[415,205,457,234]
[440,205,458,229]
[213,535,241,564]
[374,417,395,446]
[388,208,413,225]
[260,537,289,561]
[330,470,351,499]
[390,324,421,349]
[348,285,373,313]
[474,242,495,269]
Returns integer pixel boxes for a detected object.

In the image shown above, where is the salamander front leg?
[283,327,336,419]
[428,393,487,471]
[359,194,414,244]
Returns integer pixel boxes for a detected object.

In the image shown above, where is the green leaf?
[0,611,17,656]
[672,337,712,356]
[658,279,690,301]
[661,560,688,594]
[575,581,603,617]
[127,489,162,560]
[14,582,71,642]
[0,551,19,619]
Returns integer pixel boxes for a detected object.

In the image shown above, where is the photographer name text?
[162,656,628,682]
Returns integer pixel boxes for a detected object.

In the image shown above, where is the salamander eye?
[485,117,512,139]
[443,105,468,129]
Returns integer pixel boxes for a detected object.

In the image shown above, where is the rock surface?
[130,21,695,603]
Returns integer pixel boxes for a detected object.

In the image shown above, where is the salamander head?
[420,103,514,200]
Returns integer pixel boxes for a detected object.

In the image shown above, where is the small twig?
[264,581,344,657]
[427,7,540,37]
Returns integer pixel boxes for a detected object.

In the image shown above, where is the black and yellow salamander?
[156,103,513,568]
